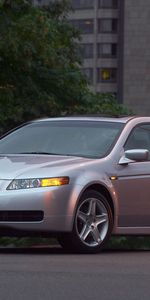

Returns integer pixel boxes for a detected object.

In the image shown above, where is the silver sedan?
[0,116,150,253]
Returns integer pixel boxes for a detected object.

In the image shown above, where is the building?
[121,0,150,115]
[33,0,150,115]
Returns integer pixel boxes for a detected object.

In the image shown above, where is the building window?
[71,0,94,9]
[98,19,118,33]
[99,0,118,8]
[70,19,94,34]
[97,43,117,58]
[97,68,117,83]
[80,44,93,59]
[82,68,93,83]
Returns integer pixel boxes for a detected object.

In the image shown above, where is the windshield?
[0,120,124,158]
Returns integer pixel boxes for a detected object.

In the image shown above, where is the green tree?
[69,92,131,116]
[0,0,87,133]
[0,0,130,134]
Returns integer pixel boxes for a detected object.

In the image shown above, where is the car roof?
[33,116,136,124]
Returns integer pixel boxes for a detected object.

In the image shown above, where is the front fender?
[68,171,119,231]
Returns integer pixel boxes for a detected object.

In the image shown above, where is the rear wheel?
[58,190,113,253]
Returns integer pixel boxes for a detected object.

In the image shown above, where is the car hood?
[0,154,92,179]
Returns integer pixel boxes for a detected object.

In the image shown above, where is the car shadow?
[0,245,64,255]
[0,245,149,255]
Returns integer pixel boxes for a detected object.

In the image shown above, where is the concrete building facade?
[34,0,150,115]
[69,0,119,96]
[122,0,150,115]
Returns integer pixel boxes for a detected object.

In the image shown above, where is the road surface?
[0,246,149,300]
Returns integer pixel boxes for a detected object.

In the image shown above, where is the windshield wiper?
[19,152,84,157]
[0,152,94,158]
[18,152,57,155]
[26,152,93,158]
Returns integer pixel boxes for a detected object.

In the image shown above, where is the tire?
[58,189,113,254]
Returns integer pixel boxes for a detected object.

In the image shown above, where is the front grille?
[0,211,44,222]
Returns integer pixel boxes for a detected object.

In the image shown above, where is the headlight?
[7,177,69,190]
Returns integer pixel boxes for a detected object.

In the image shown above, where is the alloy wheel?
[75,196,109,247]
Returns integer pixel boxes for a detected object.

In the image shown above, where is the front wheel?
[58,190,113,253]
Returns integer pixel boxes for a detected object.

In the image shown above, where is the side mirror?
[119,149,149,165]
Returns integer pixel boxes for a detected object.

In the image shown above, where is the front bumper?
[0,181,79,234]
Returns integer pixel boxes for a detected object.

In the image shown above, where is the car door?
[114,123,150,227]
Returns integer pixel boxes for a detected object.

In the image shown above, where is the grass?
[0,236,150,250]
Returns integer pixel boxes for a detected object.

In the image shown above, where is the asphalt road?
[0,247,150,300]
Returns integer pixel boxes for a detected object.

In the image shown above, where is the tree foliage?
[0,0,87,131]
[0,0,130,134]
[69,93,131,116]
